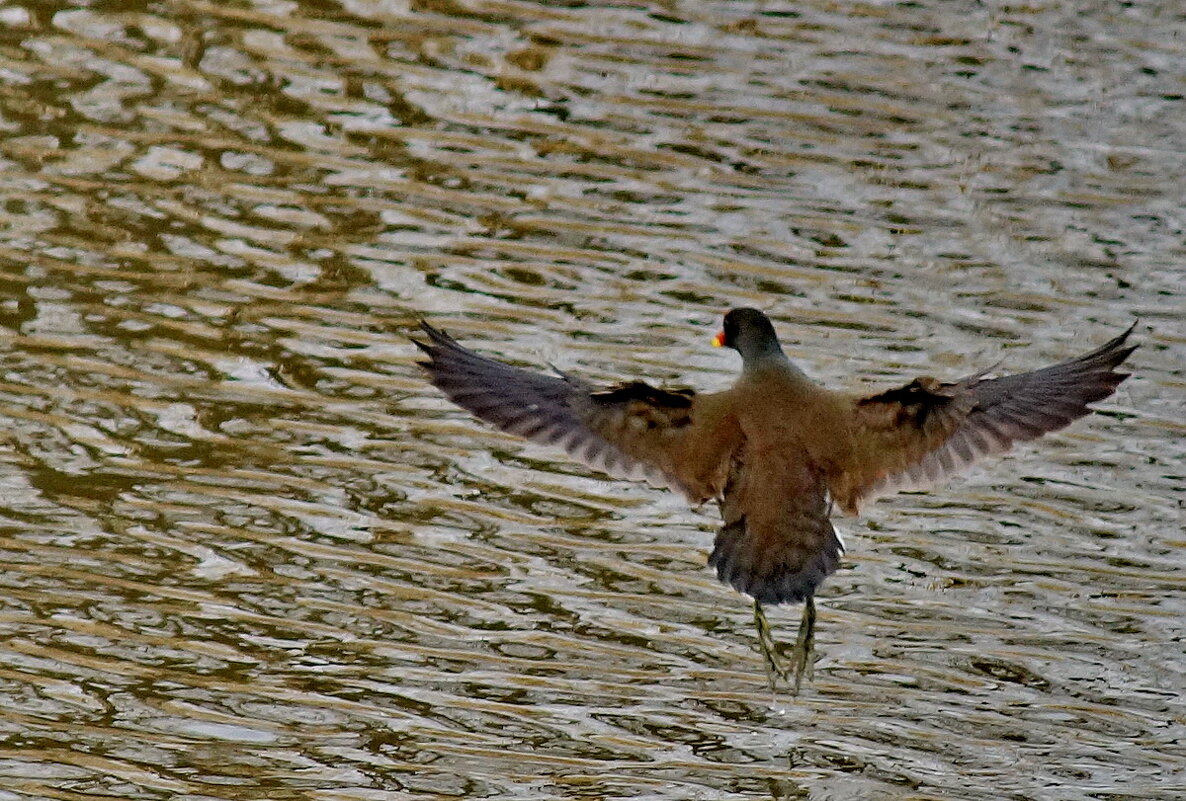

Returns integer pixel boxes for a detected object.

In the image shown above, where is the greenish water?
[0,2,1182,799]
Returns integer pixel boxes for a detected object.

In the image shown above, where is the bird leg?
[752,599,788,689]
[752,596,816,695]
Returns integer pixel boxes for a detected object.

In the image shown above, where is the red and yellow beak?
[711,330,726,348]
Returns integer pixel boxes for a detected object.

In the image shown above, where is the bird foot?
[752,597,816,696]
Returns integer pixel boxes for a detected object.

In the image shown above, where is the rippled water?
[0,1,1182,799]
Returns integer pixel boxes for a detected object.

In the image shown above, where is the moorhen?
[414,309,1136,692]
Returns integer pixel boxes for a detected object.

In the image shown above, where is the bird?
[413,308,1137,693]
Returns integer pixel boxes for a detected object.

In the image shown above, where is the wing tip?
[414,320,482,376]
[1088,320,1140,367]
[412,319,445,359]
[1111,346,1139,371]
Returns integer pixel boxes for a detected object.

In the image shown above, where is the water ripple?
[0,1,1181,799]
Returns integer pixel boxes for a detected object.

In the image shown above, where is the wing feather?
[414,322,739,502]
[837,323,1137,508]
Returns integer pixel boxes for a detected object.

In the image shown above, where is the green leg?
[791,596,817,694]
[753,599,789,689]
[752,596,816,696]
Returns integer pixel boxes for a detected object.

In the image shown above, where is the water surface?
[0,1,1182,799]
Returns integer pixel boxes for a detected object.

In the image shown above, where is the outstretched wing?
[711,449,843,605]
[833,323,1137,511]
[414,322,741,503]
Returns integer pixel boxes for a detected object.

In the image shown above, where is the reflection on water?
[0,1,1182,799]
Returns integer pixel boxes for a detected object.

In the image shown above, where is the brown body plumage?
[414,308,1136,691]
